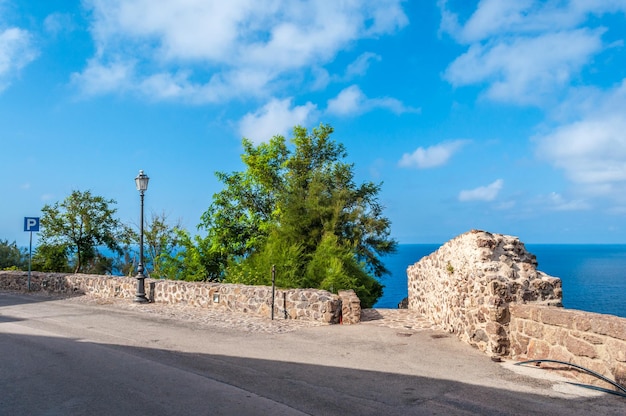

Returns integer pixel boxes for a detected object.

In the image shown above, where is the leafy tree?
[0,239,27,270]
[39,190,125,273]
[32,243,71,272]
[157,229,212,281]
[143,211,183,279]
[199,124,396,307]
[83,252,115,275]
[200,135,288,261]
[110,224,139,276]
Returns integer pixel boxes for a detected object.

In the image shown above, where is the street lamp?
[134,170,149,303]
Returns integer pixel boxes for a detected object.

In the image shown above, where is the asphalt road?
[1,292,625,415]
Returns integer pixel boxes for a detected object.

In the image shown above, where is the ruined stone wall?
[0,271,351,324]
[407,230,562,356]
[510,304,626,389]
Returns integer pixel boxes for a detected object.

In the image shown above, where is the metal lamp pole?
[134,170,149,303]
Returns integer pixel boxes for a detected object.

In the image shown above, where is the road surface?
[1,292,625,415]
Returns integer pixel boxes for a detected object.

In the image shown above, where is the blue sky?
[2,0,626,247]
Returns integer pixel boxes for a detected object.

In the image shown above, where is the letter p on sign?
[24,217,40,232]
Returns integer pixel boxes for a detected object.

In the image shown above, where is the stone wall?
[509,304,626,389]
[0,271,358,324]
[338,290,361,325]
[407,230,562,356]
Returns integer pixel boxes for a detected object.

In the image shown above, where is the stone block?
[565,334,598,359]
[605,339,626,362]
[486,305,509,323]
[548,346,574,363]
[509,334,530,358]
[538,307,574,329]
[573,315,593,332]
[523,320,544,339]
[542,326,566,346]
[485,321,507,337]
[527,339,551,359]
[579,332,604,345]
[590,316,626,341]
[511,305,534,321]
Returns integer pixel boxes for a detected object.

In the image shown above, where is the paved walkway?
[360,308,443,331]
[53,292,440,333]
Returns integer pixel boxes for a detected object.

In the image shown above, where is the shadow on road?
[1,329,625,416]
[0,290,84,308]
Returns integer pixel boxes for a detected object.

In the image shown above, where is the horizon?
[3,2,626,247]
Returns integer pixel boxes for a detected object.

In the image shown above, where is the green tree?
[143,211,182,279]
[110,224,138,276]
[157,229,212,281]
[32,243,71,272]
[39,190,125,273]
[0,239,27,270]
[199,124,396,307]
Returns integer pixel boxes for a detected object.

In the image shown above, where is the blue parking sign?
[24,217,40,232]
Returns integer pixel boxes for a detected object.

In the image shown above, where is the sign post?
[24,217,40,291]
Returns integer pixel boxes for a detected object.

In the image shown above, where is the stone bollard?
[338,290,361,324]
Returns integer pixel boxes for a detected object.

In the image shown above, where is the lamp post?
[134,170,149,303]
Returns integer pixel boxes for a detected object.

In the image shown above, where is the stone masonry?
[407,230,562,356]
[338,289,361,325]
[510,304,626,389]
[0,271,361,324]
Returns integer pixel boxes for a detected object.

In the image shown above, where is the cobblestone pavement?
[360,308,443,331]
[7,291,441,334]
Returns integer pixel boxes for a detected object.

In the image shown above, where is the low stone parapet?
[0,271,344,324]
[509,304,626,389]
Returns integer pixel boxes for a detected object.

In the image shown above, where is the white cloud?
[326,85,418,116]
[398,139,469,169]
[439,1,623,105]
[76,0,408,102]
[0,26,37,92]
[310,66,331,90]
[546,192,590,211]
[442,0,626,44]
[535,80,626,193]
[326,85,364,116]
[459,179,503,202]
[44,13,76,36]
[444,29,603,105]
[537,115,626,183]
[239,98,317,144]
[71,58,134,95]
[344,52,381,78]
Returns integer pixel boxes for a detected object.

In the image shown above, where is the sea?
[374,244,626,319]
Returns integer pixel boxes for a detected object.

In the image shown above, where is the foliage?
[226,230,304,287]
[199,124,396,307]
[0,239,28,270]
[199,135,288,273]
[110,224,138,276]
[143,211,183,279]
[157,229,212,281]
[39,190,126,273]
[83,253,115,275]
[32,243,71,272]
